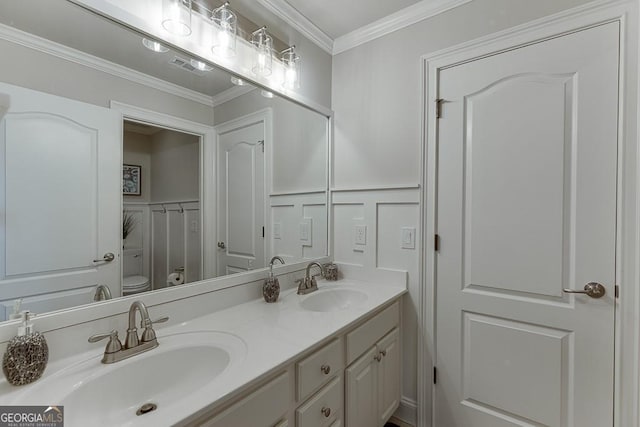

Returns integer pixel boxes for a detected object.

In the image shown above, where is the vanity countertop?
[0,279,406,426]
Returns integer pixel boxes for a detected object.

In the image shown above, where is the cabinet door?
[377,328,400,426]
[345,347,378,427]
[199,372,289,427]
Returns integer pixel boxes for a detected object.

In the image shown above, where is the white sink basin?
[13,331,246,426]
[300,288,368,312]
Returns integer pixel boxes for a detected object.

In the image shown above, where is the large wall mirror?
[0,0,329,321]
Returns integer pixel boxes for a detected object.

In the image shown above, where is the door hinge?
[433,367,437,384]
[615,285,619,299]
[262,226,265,238]
[434,234,440,251]
[436,99,444,119]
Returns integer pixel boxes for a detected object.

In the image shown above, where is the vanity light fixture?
[211,2,237,58]
[230,76,247,86]
[281,45,301,89]
[190,59,213,71]
[142,38,169,53]
[261,90,274,98]
[251,26,273,77]
[162,0,192,36]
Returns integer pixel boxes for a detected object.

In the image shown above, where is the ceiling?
[283,0,421,39]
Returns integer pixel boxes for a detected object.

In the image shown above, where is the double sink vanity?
[0,270,405,427]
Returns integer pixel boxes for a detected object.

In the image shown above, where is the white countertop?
[0,279,406,426]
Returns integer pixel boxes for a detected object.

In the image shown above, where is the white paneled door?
[0,82,121,306]
[217,121,265,276]
[434,23,619,427]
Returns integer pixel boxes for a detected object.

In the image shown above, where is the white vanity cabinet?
[345,302,400,427]
[186,299,401,427]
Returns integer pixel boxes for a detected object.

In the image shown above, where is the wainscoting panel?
[270,192,327,263]
[150,201,200,289]
[332,187,420,425]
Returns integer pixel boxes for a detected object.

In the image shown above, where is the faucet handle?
[88,330,122,354]
[142,316,169,329]
[141,316,169,343]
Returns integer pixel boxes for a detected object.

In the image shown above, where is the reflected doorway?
[215,112,268,276]
[122,120,202,296]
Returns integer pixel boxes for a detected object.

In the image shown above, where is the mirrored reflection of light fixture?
[162,0,192,36]
[261,90,274,98]
[190,59,213,71]
[212,1,237,58]
[251,26,273,77]
[230,76,247,86]
[281,45,301,89]
[142,38,169,53]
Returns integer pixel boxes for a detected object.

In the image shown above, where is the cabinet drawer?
[296,377,343,427]
[297,338,343,401]
[346,301,399,364]
[199,372,290,427]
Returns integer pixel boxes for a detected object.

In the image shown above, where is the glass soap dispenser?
[2,310,49,386]
[263,256,285,303]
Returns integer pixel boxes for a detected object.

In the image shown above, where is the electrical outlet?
[300,219,312,246]
[273,222,282,239]
[402,227,416,249]
[354,225,367,245]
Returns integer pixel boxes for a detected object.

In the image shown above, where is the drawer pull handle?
[321,364,331,375]
[374,354,382,362]
[380,350,387,357]
[321,407,331,418]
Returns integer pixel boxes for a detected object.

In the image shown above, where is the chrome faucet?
[88,300,168,364]
[296,262,325,295]
[93,284,112,301]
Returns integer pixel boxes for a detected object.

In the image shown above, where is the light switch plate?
[402,227,416,249]
[354,224,367,245]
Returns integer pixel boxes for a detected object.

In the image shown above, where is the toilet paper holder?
[174,267,184,273]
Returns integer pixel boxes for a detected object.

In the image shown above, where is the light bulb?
[285,67,297,88]
[162,0,192,36]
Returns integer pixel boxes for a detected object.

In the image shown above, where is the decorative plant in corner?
[123,211,136,242]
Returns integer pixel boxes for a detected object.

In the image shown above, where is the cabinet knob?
[320,364,331,375]
[321,407,331,418]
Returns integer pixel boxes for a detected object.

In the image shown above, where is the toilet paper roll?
[167,272,185,286]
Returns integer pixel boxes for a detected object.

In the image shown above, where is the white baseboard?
[392,396,417,426]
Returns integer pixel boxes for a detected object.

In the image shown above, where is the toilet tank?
[123,249,143,277]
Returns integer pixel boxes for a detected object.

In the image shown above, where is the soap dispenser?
[2,311,49,386]
[263,256,285,303]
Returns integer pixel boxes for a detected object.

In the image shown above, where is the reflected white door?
[434,23,619,427]
[0,83,121,307]
[217,122,265,276]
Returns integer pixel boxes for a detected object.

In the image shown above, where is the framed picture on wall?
[123,164,141,196]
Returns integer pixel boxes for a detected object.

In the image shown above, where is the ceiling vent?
[169,56,206,75]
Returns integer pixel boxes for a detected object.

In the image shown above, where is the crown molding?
[0,23,215,107]
[211,85,257,107]
[333,0,473,54]
[255,0,334,54]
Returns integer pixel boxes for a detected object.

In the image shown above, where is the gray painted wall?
[0,38,214,125]
[332,0,594,188]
